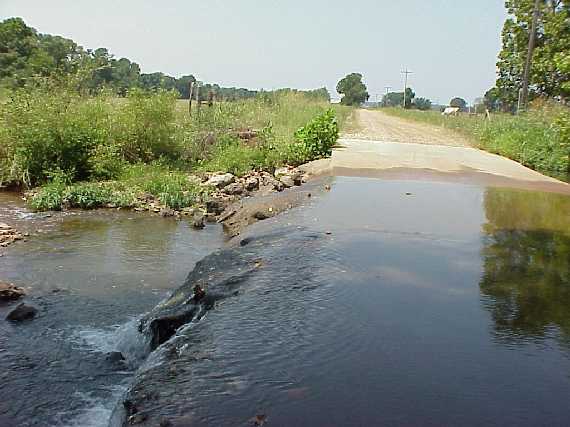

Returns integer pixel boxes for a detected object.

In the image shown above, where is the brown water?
[1,178,569,427]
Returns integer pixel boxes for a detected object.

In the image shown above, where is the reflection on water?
[480,188,570,344]
[1,180,570,427]
[122,178,570,427]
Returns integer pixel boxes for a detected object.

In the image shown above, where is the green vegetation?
[383,106,570,178]
[0,71,350,211]
[336,73,369,106]
[492,0,569,111]
[381,88,435,111]
[0,17,330,103]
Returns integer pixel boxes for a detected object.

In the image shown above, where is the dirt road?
[343,109,471,147]
[310,109,570,194]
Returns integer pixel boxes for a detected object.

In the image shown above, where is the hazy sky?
[1,0,507,104]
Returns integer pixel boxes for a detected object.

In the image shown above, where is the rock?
[218,208,237,223]
[106,351,125,363]
[324,184,331,191]
[253,210,272,220]
[0,223,11,230]
[274,167,290,178]
[279,175,295,188]
[245,177,259,191]
[206,173,235,188]
[223,182,245,195]
[6,303,38,322]
[206,199,227,215]
[192,212,205,229]
[160,208,175,217]
[0,282,26,302]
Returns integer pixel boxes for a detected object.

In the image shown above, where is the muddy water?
[1,178,570,427]
[0,193,225,426]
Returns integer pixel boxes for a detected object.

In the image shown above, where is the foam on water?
[71,318,150,366]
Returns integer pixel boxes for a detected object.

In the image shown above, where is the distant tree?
[450,97,467,110]
[382,88,415,108]
[483,87,502,111]
[403,87,415,108]
[336,73,369,106]
[382,91,403,107]
[414,97,432,110]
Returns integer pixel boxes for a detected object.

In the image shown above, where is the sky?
[1,0,507,104]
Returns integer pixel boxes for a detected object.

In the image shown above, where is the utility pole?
[520,0,540,112]
[401,68,413,108]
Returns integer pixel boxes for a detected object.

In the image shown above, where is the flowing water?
[1,177,569,427]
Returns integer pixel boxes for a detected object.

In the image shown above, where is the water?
[1,177,569,426]
[121,178,570,426]
[0,196,225,426]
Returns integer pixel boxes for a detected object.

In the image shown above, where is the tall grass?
[383,107,570,179]
[0,74,351,210]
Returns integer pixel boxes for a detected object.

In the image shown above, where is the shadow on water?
[480,188,570,346]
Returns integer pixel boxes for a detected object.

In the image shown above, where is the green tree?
[450,97,467,110]
[496,0,570,108]
[336,73,369,106]
[414,97,432,110]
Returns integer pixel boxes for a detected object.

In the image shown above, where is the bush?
[0,86,112,186]
[290,109,338,164]
[113,89,179,163]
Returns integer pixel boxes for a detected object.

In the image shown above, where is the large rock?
[205,173,235,188]
[274,167,290,179]
[0,282,26,302]
[6,303,38,321]
[279,175,295,188]
[206,199,227,215]
[244,177,259,191]
[222,182,245,196]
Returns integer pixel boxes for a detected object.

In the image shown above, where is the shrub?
[0,87,112,186]
[113,89,179,163]
[291,109,338,164]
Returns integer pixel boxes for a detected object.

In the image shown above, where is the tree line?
[0,17,329,101]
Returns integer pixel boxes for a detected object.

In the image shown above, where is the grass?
[0,75,354,211]
[382,106,570,179]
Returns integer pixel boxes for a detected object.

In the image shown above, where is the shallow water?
[123,178,570,426]
[0,196,225,426]
[1,177,570,426]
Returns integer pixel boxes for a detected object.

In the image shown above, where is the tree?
[336,73,369,106]
[496,0,570,108]
[450,97,467,110]
[414,97,432,110]
[403,87,415,108]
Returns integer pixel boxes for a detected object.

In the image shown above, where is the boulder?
[205,173,235,188]
[279,175,295,188]
[274,167,290,178]
[6,303,38,322]
[244,177,259,191]
[206,199,227,215]
[0,282,26,302]
[223,182,245,196]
